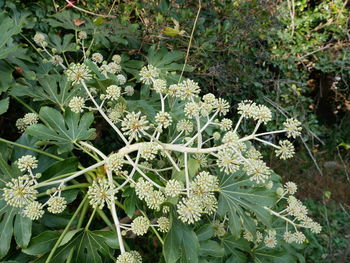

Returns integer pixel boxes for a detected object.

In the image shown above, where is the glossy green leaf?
[14,214,32,248]
[26,107,95,153]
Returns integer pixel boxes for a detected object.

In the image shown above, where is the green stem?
[66,199,89,263]
[96,209,114,230]
[37,183,90,197]
[11,95,37,114]
[0,137,63,161]
[140,210,164,245]
[45,195,88,263]
[85,208,97,230]
[77,198,90,228]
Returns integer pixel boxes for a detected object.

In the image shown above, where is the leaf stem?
[45,195,88,263]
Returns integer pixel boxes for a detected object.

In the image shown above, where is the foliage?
[0,1,348,263]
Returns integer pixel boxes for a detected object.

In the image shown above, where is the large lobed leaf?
[26,107,95,154]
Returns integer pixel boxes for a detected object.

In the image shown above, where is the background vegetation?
[0,0,349,262]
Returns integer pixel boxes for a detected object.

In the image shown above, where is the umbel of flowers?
[1,31,321,263]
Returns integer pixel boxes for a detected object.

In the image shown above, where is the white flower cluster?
[177,172,219,224]
[16,113,39,132]
[66,63,92,85]
[116,251,142,263]
[3,175,38,207]
[17,155,38,172]
[131,216,150,236]
[87,178,118,209]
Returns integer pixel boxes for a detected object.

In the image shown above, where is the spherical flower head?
[92,53,103,64]
[17,155,38,172]
[193,153,208,167]
[139,65,160,85]
[275,140,295,160]
[284,181,297,195]
[87,178,117,209]
[176,79,200,100]
[24,201,44,220]
[78,31,87,40]
[176,119,193,134]
[3,175,38,207]
[200,102,213,117]
[184,102,200,118]
[283,231,294,243]
[286,197,308,221]
[33,32,45,44]
[264,230,277,248]
[177,196,203,224]
[293,231,306,244]
[66,63,92,85]
[117,74,127,85]
[246,147,262,160]
[121,112,149,140]
[69,96,85,113]
[164,179,183,197]
[145,190,165,210]
[192,171,219,195]
[252,105,272,123]
[222,131,239,147]
[212,132,221,140]
[220,118,233,131]
[116,251,142,263]
[284,118,302,138]
[167,84,179,97]
[23,113,39,127]
[237,100,257,118]
[306,221,322,234]
[214,98,230,116]
[47,196,67,214]
[125,86,134,96]
[135,178,154,200]
[131,216,150,236]
[202,93,218,106]
[245,159,271,184]
[106,62,122,74]
[106,85,121,101]
[216,148,242,174]
[200,194,218,215]
[152,79,167,93]
[155,111,172,128]
[213,220,226,237]
[157,217,170,233]
[50,55,64,66]
[16,118,27,132]
[112,54,122,64]
[243,230,254,242]
[139,142,160,160]
[107,153,124,171]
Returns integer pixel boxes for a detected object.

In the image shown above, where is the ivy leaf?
[218,170,276,237]
[26,107,95,154]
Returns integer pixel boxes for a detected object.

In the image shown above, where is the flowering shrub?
[0,28,321,263]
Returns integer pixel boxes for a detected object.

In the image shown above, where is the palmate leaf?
[11,75,80,109]
[26,107,95,154]
[163,212,200,263]
[0,154,32,258]
[32,230,116,263]
[0,12,22,60]
[218,169,276,237]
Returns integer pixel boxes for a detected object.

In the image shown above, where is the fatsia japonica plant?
[0,29,321,263]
